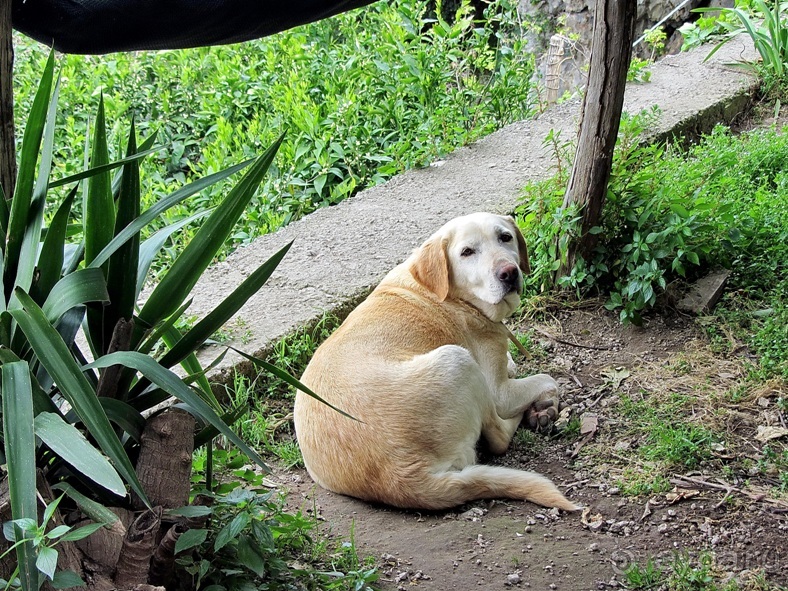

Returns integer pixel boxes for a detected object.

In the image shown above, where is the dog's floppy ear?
[508,217,530,275]
[410,237,450,301]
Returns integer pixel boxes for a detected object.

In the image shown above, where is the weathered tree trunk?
[149,523,186,587]
[114,507,162,590]
[560,0,637,274]
[0,0,14,199]
[132,409,195,511]
[75,507,133,573]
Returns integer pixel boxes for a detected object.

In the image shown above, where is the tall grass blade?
[104,119,141,349]
[158,324,217,410]
[96,398,146,442]
[83,95,115,269]
[32,186,77,304]
[9,289,150,506]
[138,135,283,330]
[49,146,159,189]
[12,73,61,303]
[5,51,54,302]
[84,96,115,355]
[231,347,357,421]
[136,211,209,299]
[85,351,269,472]
[41,268,109,326]
[159,241,292,371]
[136,299,193,356]
[2,361,39,591]
[88,159,253,270]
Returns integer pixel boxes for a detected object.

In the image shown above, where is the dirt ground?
[268,304,787,590]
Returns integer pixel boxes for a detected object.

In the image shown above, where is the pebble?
[657,523,669,534]
[506,573,521,585]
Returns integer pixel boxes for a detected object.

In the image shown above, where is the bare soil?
[267,304,787,590]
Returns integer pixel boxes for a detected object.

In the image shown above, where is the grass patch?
[625,551,777,591]
[616,467,672,497]
[259,312,341,399]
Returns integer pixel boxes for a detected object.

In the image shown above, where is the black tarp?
[12,0,379,54]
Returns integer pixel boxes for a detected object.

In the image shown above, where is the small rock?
[461,507,487,521]
[657,523,669,534]
[587,543,600,553]
[506,573,521,585]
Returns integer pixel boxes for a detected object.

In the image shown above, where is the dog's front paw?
[524,375,562,433]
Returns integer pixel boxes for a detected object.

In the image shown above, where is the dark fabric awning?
[12,0,379,54]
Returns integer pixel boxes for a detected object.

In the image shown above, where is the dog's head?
[409,212,530,322]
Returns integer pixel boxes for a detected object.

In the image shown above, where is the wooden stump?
[132,408,195,511]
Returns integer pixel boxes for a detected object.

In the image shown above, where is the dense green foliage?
[13,0,535,267]
[517,116,788,379]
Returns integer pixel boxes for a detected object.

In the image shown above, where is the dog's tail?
[415,465,580,511]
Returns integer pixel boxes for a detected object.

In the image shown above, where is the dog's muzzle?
[497,263,521,294]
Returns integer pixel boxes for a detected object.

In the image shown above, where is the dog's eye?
[460,247,475,257]
[500,232,513,243]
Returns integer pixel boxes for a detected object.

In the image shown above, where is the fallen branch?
[671,475,788,513]
[533,327,612,351]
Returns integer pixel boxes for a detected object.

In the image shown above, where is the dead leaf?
[754,425,788,443]
[665,487,700,504]
[580,413,599,436]
[601,366,630,390]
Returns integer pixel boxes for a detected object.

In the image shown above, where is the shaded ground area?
[267,306,787,590]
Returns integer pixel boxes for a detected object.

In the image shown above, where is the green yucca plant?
[0,51,330,589]
[697,0,788,79]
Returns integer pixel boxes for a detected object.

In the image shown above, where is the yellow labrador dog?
[294,212,578,511]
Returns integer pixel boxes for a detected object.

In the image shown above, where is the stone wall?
[519,0,734,98]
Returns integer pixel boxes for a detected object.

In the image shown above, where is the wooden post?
[560,0,636,272]
[0,0,14,200]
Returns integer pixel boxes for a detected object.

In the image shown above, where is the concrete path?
[188,37,758,381]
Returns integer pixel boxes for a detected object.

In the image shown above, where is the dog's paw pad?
[525,398,565,434]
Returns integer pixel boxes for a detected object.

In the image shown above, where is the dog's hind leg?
[481,413,521,455]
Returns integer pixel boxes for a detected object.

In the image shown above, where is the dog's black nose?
[497,264,519,288]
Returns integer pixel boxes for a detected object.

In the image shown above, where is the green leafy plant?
[678,15,725,51]
[1,495,103,589]
[624,558,664,590]
[169,488,377,591]
[627,26,666,83]
[0,52,338,588]
[627,57,653,83]
[696,0,788,83]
